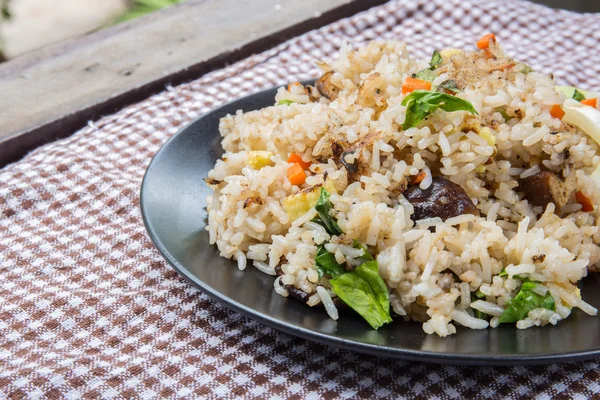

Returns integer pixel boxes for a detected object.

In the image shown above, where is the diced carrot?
[477,33,496,50]
[401,77,431,95]
[581,98,598,108]
[287,153,311,169]
[287,163,307,185]
[576,191,594,212]
[550,104,565,120]
[411,171,426,185]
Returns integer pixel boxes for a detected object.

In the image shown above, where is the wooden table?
[0,0,597,167]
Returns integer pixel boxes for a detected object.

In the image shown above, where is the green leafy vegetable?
[278,99,296,106]
[470,294,489,320]
[573,89,586,102]
[330,261,392,329]
[411,50,443,83]
[1,2,10,20]
[496,108,511,121]
[401,90,478,130]
[517,63,534,74]
[313,188,343,236]
[430,50,443,69]
[413,68,438,82]
[438,80,461,94]
[498,268,528,280]
[315,244,346,280]
[498,280,555,323]
[354,261,390,316]
[353,240,374,264]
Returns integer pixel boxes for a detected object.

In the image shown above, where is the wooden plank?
[0,0,385,167]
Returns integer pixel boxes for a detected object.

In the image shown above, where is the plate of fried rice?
[141,34,600,364]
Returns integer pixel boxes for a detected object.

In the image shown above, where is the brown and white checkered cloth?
[2,0,600,398]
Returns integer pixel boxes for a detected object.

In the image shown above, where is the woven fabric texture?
[2,0,600,398]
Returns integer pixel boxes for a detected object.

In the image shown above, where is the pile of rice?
[205,38,600,336]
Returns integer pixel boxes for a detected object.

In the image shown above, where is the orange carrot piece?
[550,104,565,120]
[411,171,427,185]
[287,163,307,185]
[581,98,598,108]
[477,33,496,49]
[401,77,432,95]
[576,191,594,212]
[287,153,311,169]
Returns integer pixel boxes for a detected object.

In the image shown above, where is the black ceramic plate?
[140,83,600,365]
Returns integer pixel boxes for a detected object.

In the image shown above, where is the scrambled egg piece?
[478,127,496,146]
[440,48,462,60]
[283,181,337,222]
[248,151,274,169]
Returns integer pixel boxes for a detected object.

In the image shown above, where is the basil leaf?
[438,79,461,94]
[430,50,443,69]
[330,261,392,330]
[353,240,374,264]
[278,99,296,106]
[573,89,586,102]
[401,90,478,130]
[498,280,555,323]
[315,244,346,280]
[413,68,437,82]
[313,188,343,236]
[411,51,443,83]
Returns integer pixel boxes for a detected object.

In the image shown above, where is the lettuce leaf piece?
[498,280,555,323]
[313,188,342,236]
[315,244,346,280]
[401,90,478,130]
[354,261,390,317]
[330,261,392,329]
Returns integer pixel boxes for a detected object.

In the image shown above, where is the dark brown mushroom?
[315,71,340,100]
[518,170,575,213]
[404,177,478,221]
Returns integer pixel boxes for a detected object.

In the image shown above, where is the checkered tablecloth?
[2,0,600,398]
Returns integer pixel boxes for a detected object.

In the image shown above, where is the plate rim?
[140,84,600,366]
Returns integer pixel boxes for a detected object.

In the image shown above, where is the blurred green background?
[0,0,184,60]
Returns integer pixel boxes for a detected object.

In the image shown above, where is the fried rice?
[205,35,600,336]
